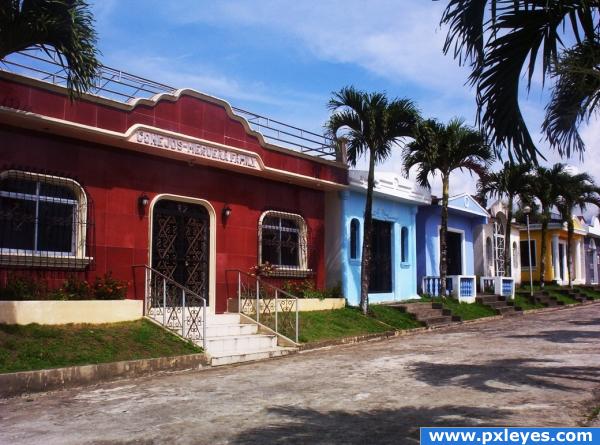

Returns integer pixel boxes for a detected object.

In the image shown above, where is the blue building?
[416,194,489,302]
[325,171,430,306]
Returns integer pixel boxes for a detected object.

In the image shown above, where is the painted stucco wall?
[416,205,487,292]
[340,190,419,305]
[519,228,585,284]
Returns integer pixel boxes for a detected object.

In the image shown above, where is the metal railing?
[133,265,207,350]
[1,48,337,160]
[227,270,299,344]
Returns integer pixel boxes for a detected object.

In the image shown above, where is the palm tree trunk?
[567,218,574,288]
[439,174,450,298]
[359,150,376,315]
[539,214,549,289]
[504,195,513,277]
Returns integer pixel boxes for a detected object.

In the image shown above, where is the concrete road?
[1,304,599,445]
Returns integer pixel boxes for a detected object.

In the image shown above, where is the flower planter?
[0,300,143,325]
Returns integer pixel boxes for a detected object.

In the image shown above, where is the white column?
[561,244,568,284]
[577,239,584,283]
[574,239,580,282]
[552,235,560,280]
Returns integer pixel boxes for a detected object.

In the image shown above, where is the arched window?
[513,241,519,269]
[350,218,359,260]
[400,226,409,263]
[0,170,90,268]
[259,211,308,273]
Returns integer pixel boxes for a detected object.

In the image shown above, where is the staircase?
[202,313,296,366]
[517,290,563,307]
[476,294,523,316]
[135,265,298,367]
[388,302,460,328]
[557,288,595,303]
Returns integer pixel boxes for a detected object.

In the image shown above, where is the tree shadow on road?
[407,358,600,393]
[506,329,600,343]
[230,404,510,445]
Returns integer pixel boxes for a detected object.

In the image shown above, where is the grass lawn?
[514,294,545,311]
[577,287,600,300]
[298,307,388,343]
[0,319,201,374]
[369,305,423,330]
[546,289,578,305]
[440,298,497,320]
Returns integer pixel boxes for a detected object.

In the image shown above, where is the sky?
[89,0,600,205]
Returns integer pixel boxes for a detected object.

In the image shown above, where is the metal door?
[152,199,209,305]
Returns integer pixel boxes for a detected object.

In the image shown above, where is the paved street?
[1,304,599,444]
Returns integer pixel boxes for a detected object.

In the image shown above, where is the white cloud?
[162,0,472,95]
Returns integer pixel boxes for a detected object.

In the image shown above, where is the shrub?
[282,279,342,300]
[0,273,127,300]
[91,273,127,300]
[0,275,48,300]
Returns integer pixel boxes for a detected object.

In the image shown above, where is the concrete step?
[203,313,242,325]
[394,302,435,312]
[420,315,453,326]
[476,295,505,304]
[209,346,297,367]
[205,334,277,354]
[205,323,258,337]
[413,308,451,319]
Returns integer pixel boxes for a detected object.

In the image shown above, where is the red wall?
[0,126,326,312]
[0,75,345,313]
[0,77,346,185]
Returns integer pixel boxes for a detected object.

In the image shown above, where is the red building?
[0,55,347,314]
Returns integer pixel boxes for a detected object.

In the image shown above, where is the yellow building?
[519,217,586,285]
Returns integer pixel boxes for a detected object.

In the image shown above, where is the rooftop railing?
[1,49,337,161]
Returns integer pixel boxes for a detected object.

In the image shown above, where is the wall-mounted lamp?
[222,205,232,224]
[138,193,150,216]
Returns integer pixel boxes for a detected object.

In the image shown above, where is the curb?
[299,299,600,352]
[0,353,209,398]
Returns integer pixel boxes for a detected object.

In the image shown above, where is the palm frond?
[0,0,100,97]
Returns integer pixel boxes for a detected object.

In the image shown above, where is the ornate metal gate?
[152,199,209,306]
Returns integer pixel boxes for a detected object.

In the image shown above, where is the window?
[350,218,359,260]
[259,211,308,274]
[513,242,519,269]
[400,226,409,263]
[0,170,90,268]
[520,240,536,268]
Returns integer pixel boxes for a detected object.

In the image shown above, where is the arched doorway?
[150,196,215,308]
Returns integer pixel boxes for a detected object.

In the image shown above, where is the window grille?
[0,170,93,269]
[258,211,309,276]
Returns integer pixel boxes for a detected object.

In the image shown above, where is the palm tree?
[477,161,531,276]
[555,171,600,287]
[0,0,99,95]
[524,164,566,288]
[440,1,600,162]
[403,118,494,298]
[327,86,420,314]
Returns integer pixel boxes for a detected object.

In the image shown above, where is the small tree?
[477,161,531,276]
[0,0,100,96]
[524,164,566,288]
[555,171,600,287]
[403,118,493,297]
[327,86,420,314]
